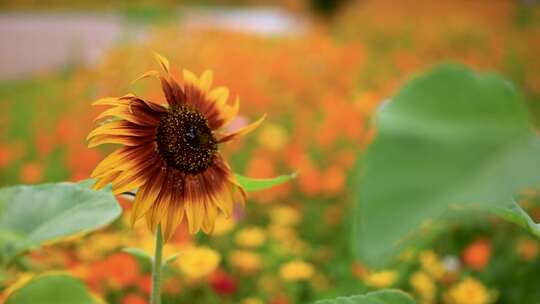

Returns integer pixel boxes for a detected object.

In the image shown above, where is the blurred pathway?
[0,8,305,81]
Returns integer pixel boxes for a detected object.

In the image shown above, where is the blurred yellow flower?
[177,246,221,279]
[257,123,288,151]
[444,277,494,304]
[364,270,398,288]
[78,232,126,261]
[279,260,315,282]
[269,205,301,227]
[235,227,266,248]
[410,271,436,303]
[211,214,236,236]
[268,225,298,242]
[229,250,262,274]
[242,297,264,304]
[419,250,445,280]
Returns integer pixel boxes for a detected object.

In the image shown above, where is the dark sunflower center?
[156,104,217,174]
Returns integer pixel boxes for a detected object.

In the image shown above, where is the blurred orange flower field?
[1,1,540,303]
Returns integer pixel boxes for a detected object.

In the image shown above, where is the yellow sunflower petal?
[153,52,170,73]
[183,69,198,86]
[209,87,230,106]
[130,172,165,227]
[92,94,135,106]
[221,96,240,127]
[132,70,160,84]
[198,70,214,92]
[218,114,266,143]
[93,171,121,190]
[162,205,185,241]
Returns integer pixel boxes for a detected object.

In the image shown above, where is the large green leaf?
[0,180,121,264]
[5,273,97,304]
[355,65,540,267]
[235,173,296,192]
[492,201,540,237]
[315,289,415,304]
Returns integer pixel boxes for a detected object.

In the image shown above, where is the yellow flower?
[211,214,236,236]
[268,225,298,242]
[88,53,265,240]
[364,270,398,288]
[269,205,301,226]
[235,227,266,248]
[177,246,220,279]
[444,277,494,304]
[242,298,264,304]
[419,250,445,280]
[279,260,315,282]
[78,232,126,261]
[410,271,436,303]
[257,123,288,151]
[229,250,262,273]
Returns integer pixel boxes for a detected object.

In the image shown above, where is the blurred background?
[1,1,540,303]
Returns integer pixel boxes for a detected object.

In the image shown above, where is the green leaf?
[235,173,296,192]
[0,180,121,264]
[355,64,540,267]
[164,252,181,266]
[315,289,416,304]
[5,273,98,304]
[122,247,153,264]
[492,201,540,237]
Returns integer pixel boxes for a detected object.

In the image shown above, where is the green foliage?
[5,273,97,304]
[235,173,296,192]
[492,201,540,238]
[0,180,121,264]
[355,64,540,267]
[315,289,416,304]
[122,247,153,264]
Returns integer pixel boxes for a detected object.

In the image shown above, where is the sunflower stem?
[150,224,164,304]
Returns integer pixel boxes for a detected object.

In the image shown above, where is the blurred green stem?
[150,224,163,304]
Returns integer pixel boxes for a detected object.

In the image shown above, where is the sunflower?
[88,53,264,241]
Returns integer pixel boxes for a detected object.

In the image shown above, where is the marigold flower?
[444,277,495,304]
[177,246,221,279]
[410,271,436,303]
[177,247,221,279]
[419,250,445,280]
[229,250,262,274]
[269,205,301,227]
[462,239,491,271]
[279,260,315,282]
[364,270,397,288]
[88,53,265,240]
[235,227,266,248]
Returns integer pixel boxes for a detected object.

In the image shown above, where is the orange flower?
[19,162,43,184]
[463,239,491,271]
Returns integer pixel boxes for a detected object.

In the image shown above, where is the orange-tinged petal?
[218,114,266,143]
[130,170,166,227]
[93,171,121,190]
[162,205,185,241]
[88,134,150,148]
